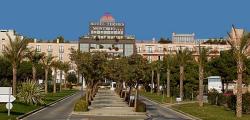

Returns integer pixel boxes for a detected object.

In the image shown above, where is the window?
[59,53,63,61]
[59,46,64,53]
[36,45,41,52]
[2,45,5,51]
[2,38,5,40]
[158,47,163,52]
[147,56,152,63]
[48,45,52,52]
[137,47,141,53]
[147,47,153,53]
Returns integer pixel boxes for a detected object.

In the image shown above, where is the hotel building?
[0,30,16,55]
[79,13,136,57]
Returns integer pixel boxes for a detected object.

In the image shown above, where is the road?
[23,92,82,120]
[139,96,193,120]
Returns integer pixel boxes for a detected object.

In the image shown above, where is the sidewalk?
[72,89,147,119]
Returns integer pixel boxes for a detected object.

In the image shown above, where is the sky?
[1,0,250,40]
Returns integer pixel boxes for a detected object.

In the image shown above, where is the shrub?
[74,96,88,112]
[135,100,146,112]
[243,92,250,114]
[208,89,219,105]
[217,93,226,106]
[17,80,44,105]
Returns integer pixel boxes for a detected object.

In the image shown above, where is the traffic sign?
[0,95,16,102]
[6,103,13,110]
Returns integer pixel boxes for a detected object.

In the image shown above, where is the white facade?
[208,76,222,93]
[172,32,195,44]
[0,30,16,54]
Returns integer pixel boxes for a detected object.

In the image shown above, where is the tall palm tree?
[61,61,70,88]
[197,45,209,107]
[176,47,192,100]
[26,49,45,82]
[41,54,55,94]
[149,62,156,93]
[3,34,28,95]
[156,60,162,95]
[51,60,61,93]
[163,54,174,97]
[227,26,250,117]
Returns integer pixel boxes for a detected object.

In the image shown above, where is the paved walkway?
[71,89,147,120]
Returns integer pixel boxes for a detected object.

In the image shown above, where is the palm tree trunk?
[134,81,139,110]
[12,65,17,96]
[157,71,160,95]
[53,68,57,93]
[32,64,36,82]
[199,65,204,107]
[236,60,243,117]
[59,70,62,92]
[151,70,154,93]
[167,68,170,97]
[64,72,67,88]
[45,68,48,94]
[180,66,184,100]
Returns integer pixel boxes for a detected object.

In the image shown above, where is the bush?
[74,96,88,112]
[227,95,236,110]
[243,92,250,114]
[135,100,146,112]
[208,89,219,105]
[17,80,44,105]
[48,84,61,92]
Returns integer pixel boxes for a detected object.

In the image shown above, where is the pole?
[8,87,11,116]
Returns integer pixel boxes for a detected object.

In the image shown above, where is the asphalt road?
[140,96,193,120]
[23,91,82,120]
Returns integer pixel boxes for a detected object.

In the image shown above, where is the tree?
[156,60,163,95]
[196,45,209,107]
[61,61,70,88]
[176,47,192,100]
[227,26,250,117]
[41,54,55,94]
[149,62,156,93]
[128,54,148,110]
[51,60,61,93]
[3,34,28,95]
[26,49,44,82]
[163,54,174,97]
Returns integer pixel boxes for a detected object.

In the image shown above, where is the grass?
[140,91,175,104]
[172,103,250,120]
[0,89,78,120]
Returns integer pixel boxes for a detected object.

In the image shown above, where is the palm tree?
[3,34,28,95]
[176,47,192,100]
[156,60,162,95]
[51,60,61,93]
[61,61,70,88]
[227,26,250,117]
[163,54,174,97]
[197,45,209,107]
[26,49,45,82]
[41,54,55,94]
[149,62,156,93]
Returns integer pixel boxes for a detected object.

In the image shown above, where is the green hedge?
[208,90,250,114]
[74,96,88,112]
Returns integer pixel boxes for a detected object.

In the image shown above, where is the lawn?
[172,103,250,120]
[0,89,78,120]
[140,91,175,104]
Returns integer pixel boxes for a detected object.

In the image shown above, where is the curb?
[169,106,202,120]
[16,91,79,120]
[139,95,200,120]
